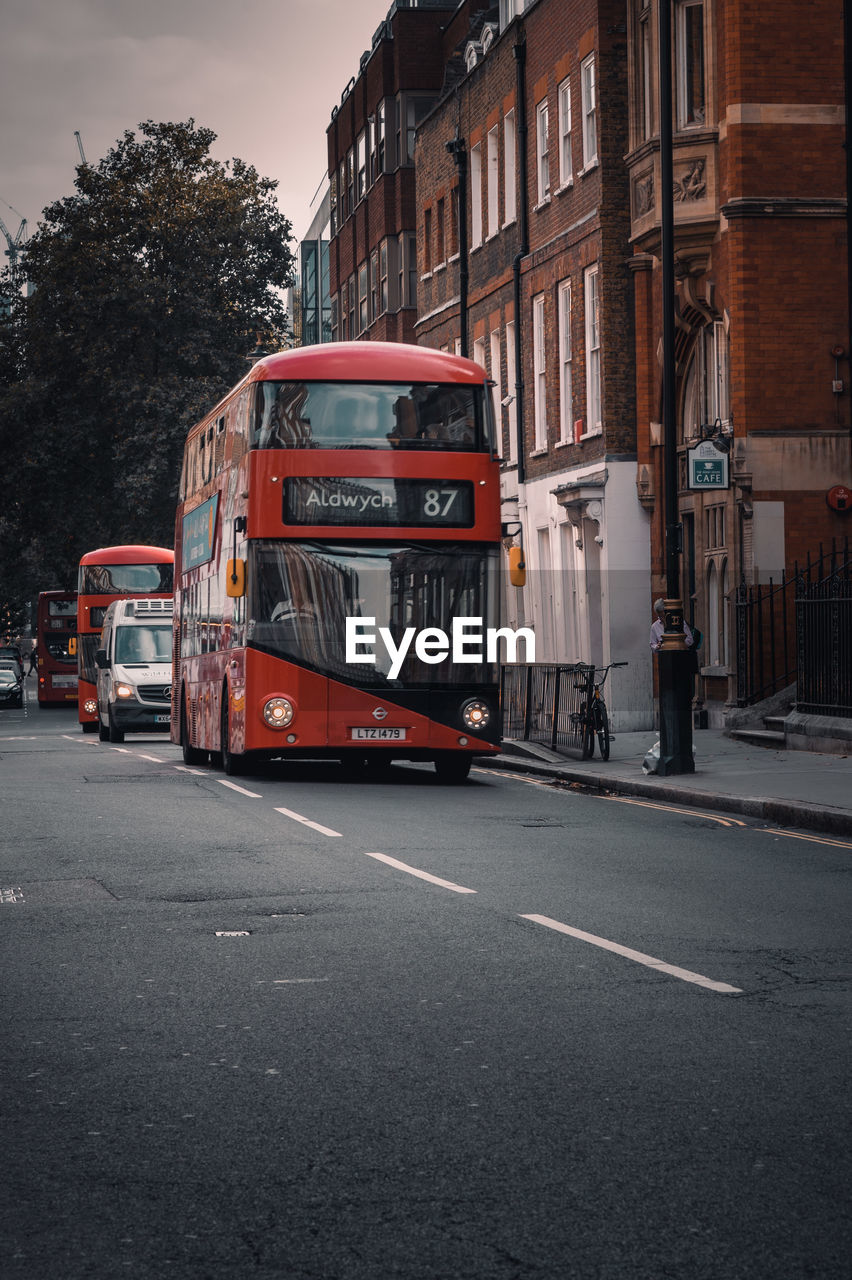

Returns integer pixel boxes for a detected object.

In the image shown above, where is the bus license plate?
[351,727,407,741]
[154,714,171,725]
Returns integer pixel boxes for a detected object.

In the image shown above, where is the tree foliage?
[0,119,295,634]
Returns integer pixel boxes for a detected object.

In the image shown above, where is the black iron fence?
[501,662,591,757]
[735,537,850,707]
[796,554,852,716]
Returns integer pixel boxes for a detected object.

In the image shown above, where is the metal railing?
[501,662,592,757]
[796,554,852,717]
[735,536,850,706]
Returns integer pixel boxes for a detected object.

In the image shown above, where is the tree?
[0,119,295,632]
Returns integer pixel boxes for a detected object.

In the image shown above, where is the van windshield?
[114,624,172,664]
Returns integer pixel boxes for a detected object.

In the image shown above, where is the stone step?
[763,716,788,731]
[729,727,787,749]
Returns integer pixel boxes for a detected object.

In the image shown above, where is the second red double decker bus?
[35,590,78,706]
[76,545,174,730]
[172,341,507,780]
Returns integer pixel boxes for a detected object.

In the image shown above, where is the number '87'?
[423,489,458,517]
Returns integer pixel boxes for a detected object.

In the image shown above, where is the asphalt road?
[2,689,850,1279]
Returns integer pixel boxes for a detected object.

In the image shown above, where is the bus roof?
[78,545,174,566]
[244,342,487,387]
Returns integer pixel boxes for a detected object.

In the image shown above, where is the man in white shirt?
[649,598,694,651]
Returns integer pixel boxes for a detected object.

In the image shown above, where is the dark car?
[0,667,23,708]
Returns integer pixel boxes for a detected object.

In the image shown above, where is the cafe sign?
[687,440,729,490]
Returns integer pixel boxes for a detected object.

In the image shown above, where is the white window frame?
[558,279,573,444]
[505,320,517,463]
[536,99,550,204]
[584,264,601,435]
[503,109,517,225]
[487,126,499,238]
[490,328,503,458]
[470,143,483,248]
[532,293,547,452]
[558,77,573,188]
[581,54,598,169]
[473,336,486,375]
[676,0,706,130]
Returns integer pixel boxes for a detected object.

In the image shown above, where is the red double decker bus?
[172,341,507,781]
[76,545,174,730]
[35,590,78,706]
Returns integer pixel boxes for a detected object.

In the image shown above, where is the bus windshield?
[247,540,499,686]
[114,624,172,665]
[252,381,492,452]
[80,563,174,594]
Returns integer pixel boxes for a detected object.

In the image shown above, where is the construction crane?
[0,198,28,282]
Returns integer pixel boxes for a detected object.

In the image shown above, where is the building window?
[558,279,573,443]
[379,239,388,313]
[638,1,653,142]
[436,198,445,266]
[506,319,517,463]
[536,99,550,203]
[584,264,601,433]
[407,234,417,306]
[532,293,547,451]
[424,207,433,275]
[682,321,730,440]
[449,186,459,256]
[504,109,516,225]
[706,503,726,550]
[470,143,483,247]
[348,273,356,337]
[558,77,573,187]
[356,132,366,202]
[706,556,729,666]
[581,54,598,168]
[331,293,339,342]
[347,149,355,215]
[473,336,486,375]
[490,328,503,458]
[358,264,368,334]
[371,100,386,181]
[370,249,378,323]
[676,0,705,128]
[339,161,347,223]
[340,280,348,340]
[487,126,499,237]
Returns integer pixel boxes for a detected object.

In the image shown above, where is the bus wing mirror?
[68,636,77,656]
[95,649,108,669]
[508,545,526,588]
[226,558,246,598]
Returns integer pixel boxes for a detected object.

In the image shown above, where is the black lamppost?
[656,0,694,774]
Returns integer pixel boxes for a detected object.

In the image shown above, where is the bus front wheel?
[434,753,472,784]
[181,694,207,766]
[220,692,247,777]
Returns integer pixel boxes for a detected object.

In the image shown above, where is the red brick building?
[626,0,851,723]
[415,0,651,728]
[326,1,471,347]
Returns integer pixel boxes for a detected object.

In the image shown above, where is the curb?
[484,755,852,839]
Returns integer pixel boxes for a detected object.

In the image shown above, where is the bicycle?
[573,661,628,761]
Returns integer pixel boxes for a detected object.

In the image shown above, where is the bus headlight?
[114,682,133,700]
[262,696,294,729]
[461,699,491,731]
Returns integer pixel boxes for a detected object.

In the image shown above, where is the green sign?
[687,441,729,490]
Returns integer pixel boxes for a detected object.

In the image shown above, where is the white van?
[95,597,173,742]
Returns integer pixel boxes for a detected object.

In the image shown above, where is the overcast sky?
[0,0,393,249]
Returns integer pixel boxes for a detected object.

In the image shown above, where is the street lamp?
[656,0,694,774]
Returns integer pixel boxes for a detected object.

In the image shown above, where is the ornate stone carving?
[673,157,706,203]
[633,170,655,218]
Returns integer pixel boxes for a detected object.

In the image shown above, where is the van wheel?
[181,694,207,765]
[221,693,247,776]
[107,709,124,743]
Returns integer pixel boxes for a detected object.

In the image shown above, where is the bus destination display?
[283,477,474,528]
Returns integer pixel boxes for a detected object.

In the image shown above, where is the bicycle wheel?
[597,703,610,761]
[582,717,595,759]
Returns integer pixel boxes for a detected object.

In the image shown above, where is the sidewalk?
[489,729,852,837]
